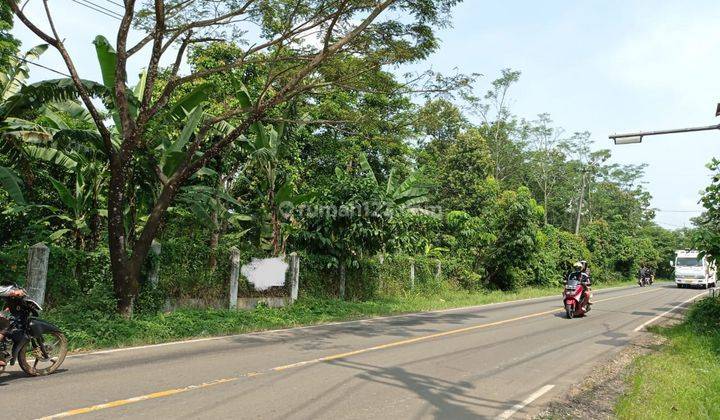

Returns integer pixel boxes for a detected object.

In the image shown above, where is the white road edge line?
[633,290,708,332]
[497,384,555,419]
[69,284,640,358]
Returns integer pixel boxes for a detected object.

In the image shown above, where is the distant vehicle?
[672,250,717,289]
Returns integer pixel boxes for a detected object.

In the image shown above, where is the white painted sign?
[241,257,289,291]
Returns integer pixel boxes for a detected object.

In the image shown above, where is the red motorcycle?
[563,273,592,319]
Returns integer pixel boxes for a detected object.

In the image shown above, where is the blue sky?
[11,0,720,229]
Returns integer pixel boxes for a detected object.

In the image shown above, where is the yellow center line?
[37,287,662,419]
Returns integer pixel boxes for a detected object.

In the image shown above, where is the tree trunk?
[107,156,135,317]
[339,262,346,300]
[125,177,184,310]
[87,180,102,251]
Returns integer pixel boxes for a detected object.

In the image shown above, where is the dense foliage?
[0,3,703,318]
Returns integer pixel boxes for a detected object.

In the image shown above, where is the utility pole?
[575,170,588,235]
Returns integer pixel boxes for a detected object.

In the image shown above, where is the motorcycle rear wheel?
[18,331,68,376]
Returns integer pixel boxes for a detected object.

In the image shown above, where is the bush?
[530,225,590,287]
[686,296,720,334]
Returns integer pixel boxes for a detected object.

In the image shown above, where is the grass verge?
[616,296,720,419]
[46,279,637,353]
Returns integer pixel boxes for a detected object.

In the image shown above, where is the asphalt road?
[0,283,706,420]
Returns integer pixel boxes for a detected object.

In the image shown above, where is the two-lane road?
[1,284,706,419]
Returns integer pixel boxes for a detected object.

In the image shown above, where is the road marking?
[497,384,555,419]
[68,284,641,358]
[38,377,239,419]
[633,290,708,332]
[38,287,661,419]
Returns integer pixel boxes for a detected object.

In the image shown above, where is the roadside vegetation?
[49,279,639,352]
[617,296,720,419]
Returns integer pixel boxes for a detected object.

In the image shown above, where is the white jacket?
[0,285,15,297]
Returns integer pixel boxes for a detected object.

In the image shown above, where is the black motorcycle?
[0,286,67,376]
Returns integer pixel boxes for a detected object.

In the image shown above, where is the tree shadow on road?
[322,359,507,419]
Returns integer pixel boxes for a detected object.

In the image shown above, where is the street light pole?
[609,123,720,144]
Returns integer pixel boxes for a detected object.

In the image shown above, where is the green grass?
[46,279,636,353]
[616,297,720,420]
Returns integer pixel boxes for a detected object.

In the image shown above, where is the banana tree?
[0,44,48,100]
[43,159,106,250]
[247,119,313,256]
[357,151,431,210]
[0,45,106,217]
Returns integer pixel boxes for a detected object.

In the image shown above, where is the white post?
[26,242,49,306]
[229,247,240,309]
[289,253,300,302]
[409,258,415,290]
[435,260,442,281]
[149,240,161,287]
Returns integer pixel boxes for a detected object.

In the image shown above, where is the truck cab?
[673,250,717,289]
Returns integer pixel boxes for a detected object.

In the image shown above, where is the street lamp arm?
[609,123,720,140]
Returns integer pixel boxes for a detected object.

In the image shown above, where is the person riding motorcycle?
[638,265,654,285]
[568,261,592,307]
[0,285,25,367]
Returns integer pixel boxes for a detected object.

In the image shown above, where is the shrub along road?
[1,284,706,419]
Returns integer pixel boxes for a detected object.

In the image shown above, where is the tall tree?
[11,0,462,315]
[475,69,528,184]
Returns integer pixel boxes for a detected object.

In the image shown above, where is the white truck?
[673,250,716,289]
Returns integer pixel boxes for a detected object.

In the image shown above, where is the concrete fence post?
[339,263,346,300]
[26,242,49,306]
[149,240,162,287]
[435,260,442,281]
[409,258,415,290]
[229,247,240,309]
[289,252,300,302]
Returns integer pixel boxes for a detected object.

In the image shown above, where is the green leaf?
[275,181,293,205]
[169,84,211,121]
[0,78,110,119]
[0,166,26,204]
[163,105,204,176]
[1,44,48,100]
[24,145,77,170]
[48,228,71,241]
[133,68,148,100]
[93,35,118,92]
[170,105,204,153]
[358,152,378,186]
[386,167,397,195]
[49,176,77,211]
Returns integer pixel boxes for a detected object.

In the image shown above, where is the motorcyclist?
[569,261,592,307]
[0,285,25,367]
[580,260,591,279]
[639,265,652,284]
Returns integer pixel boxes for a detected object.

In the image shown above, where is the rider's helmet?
[573,262,583,271]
